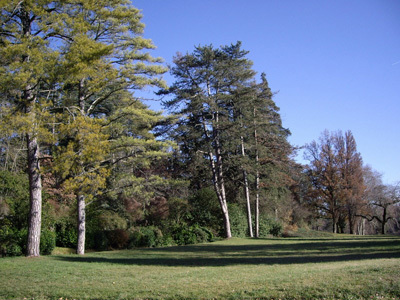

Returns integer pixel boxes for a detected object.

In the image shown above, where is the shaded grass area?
[1,235,400,299]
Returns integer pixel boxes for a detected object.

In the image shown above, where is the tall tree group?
[1,0,168,256]
[161,42,292,238]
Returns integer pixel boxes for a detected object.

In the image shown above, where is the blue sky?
[134,0,400,184]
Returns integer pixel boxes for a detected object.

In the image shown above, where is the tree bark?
[255,172,260,238]
[332,212,337,234]
[26,133,42,257]
[210,150,231,239]
[241,135,253,237]
[202,112,232,239]
[77,194,86,255]
[253,108,260,238]
[19,1,43,258]
[381,207,387,234]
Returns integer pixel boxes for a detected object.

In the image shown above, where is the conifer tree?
[52,0,167,254]
[235,74,292,237]
[1,0,168,255]
[0,0,62,257]
[163,42,259,238]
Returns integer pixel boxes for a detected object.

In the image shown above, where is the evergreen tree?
[0,0,62,257]
[162,43,258,238]
[1,0,168,255]
[251,74,292,237]
[52,0,167,254]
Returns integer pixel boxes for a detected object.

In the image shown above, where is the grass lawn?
[1,234,400,299]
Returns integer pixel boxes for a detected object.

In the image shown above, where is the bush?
[259,216,283,237]
[6,243,23,256]
[171,223,213,245]
[189,188,223,235]
[55,223,77,248]
[129,226,163,248]
[40,230,56,255]
[0,220,25,257]
[228,204,248,237]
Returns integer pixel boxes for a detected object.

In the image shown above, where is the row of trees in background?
[1,1,399,257]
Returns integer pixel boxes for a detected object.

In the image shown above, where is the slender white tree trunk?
[77,194,86,255]
[253,108,260,238]
[255,169,260,238]
[202,110,232,239]
[241,135,253,237]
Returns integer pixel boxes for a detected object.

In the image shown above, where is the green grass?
[1,235,400,299]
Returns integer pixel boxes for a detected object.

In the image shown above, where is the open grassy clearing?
[1,235,400,299]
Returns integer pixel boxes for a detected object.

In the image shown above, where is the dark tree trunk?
[381,207,387,234]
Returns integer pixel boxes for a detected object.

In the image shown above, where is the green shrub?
[259,216,283,237]
[171,223,197,245]
[40,230,56,255]
[129,226,163,248]
[189,188,223,235]
[6,243,23,256]
[228,204,248,237]
[171,223,213,245]
[0,221,26,257]
[55,223,77,248]
[97,211,128,231]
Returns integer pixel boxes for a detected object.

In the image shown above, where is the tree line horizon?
[1,1,399,257]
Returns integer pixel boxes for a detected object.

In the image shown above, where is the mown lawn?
[1,235,400,299]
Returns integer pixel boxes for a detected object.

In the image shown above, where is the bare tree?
[360,169,400,234]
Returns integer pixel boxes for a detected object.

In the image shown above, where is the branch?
[356,214,382,223]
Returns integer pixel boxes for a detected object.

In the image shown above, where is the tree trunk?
[202,111,231,239]
[332,213,337,234]
[348,215,354,234]
[381,207,387,235]
[207,148,231,239]
[77,194,86,255]
[26,133,42,257]
[241,136,253,237]
[253,108,260,238]
[20,2,42,258]
[255,172,260,238]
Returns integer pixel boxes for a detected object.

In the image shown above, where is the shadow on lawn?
[55,238,400,267]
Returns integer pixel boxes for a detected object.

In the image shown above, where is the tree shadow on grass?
[54,238,400,267]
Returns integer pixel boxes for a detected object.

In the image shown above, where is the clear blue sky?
[134,0,400,184]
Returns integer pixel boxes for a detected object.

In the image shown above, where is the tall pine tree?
[52,0,167,254]
[0,0,63,257]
